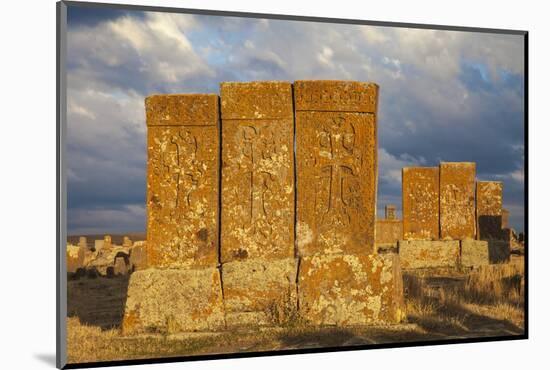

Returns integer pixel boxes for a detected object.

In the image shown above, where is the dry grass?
[67,259,525,365]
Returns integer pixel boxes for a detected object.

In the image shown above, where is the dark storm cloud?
[65,7,525,234]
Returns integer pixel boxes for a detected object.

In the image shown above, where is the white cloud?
[378,148,426,184]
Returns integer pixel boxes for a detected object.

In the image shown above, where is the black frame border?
[56,1,529,368]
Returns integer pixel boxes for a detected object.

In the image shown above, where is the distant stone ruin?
[399,163,516,270]
[122,80,405,335]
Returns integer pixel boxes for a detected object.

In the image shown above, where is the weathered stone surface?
[220,82,294,262]
[94,240,104,252]
[298,254,405,325]
[122,236,133,248]
[461,239,489,268]
[103,235,113,250]
[488,240,511,264]
[440,162,476,240]
[476,181,503,240]
[122,267,225,335]
[129,241,147,271]
[502,208,510,229]
[294,80,378,113]
[385,204,397,220]
[296,80,378,256]
[402,167,439,240]
[222,257,298,327]
[145,94,219,269]
[78,236,87,249]
[375,219,403,245]
[67,244,83,273]
[114,256,128,275]
[398,240,460,269]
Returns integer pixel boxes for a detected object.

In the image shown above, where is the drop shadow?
[33,353,56,367]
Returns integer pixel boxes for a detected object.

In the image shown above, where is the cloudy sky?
[66,5,525,235]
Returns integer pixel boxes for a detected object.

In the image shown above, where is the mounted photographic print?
[56,1,527,368]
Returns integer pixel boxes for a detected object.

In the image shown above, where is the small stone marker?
[220,81,294,262]
[295,80,378,256]
[402,167,440,240]
[103,235,113,250]
[476,181,503,240]
[145,94,220,268]
[114,256,128,275]
[385,204,397,220]
[440,162,476,240]
[94,240,104,252]
[122,236,133,248]
[78,236,87,249]
[129,241,147,271]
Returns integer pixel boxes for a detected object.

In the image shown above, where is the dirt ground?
[66,257,525,364]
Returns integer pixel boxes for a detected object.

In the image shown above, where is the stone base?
[222,257,298,328]
[461,239,489,268]
[122,267,225,335]
[297,254,405,326]
[399,240,460,269]
[488,240,511,264]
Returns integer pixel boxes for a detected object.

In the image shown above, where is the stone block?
[375,219,402,245]
[402,167,439,240]
[122,267,225,335]
[440,162,476,239]
[476,181,503,240]
[145,94,220,269]
[488,240,511,264]
[94,240,104,252]
[295,80,378,256]
[461,239,489,268]
[298,254,405,325]
[220,82,294,262]
[66,244,83,273]
[114,256,128,275]
[398,240,460,269]
[502,208,510,229]
[222,257,298,327]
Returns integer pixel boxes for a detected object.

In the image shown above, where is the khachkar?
[295,81,404,325]
[122,95,225,335]
[476,181,503,240]
[402,167,440,240]
[440,162,476,240]
[220,82,297,327]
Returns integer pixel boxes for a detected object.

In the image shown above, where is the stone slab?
[402,167,439,240]
[298,254,405,326]
[220,82,294,262]
[502,208,510,229]
[122,267,225,335]
[145,94,219,269]
[129,241,147,271]
[296,80,378,256]
[398,240,460,269]
[461,239,489,268]
[375,219,403,245]
[440,162,476,240]
[66,244,83,273]
[476,181,503,240]
[488,240,511,264]
[222,257,298,327]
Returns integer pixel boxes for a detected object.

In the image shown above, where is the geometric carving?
[145,94,219,268]
[402,167,440,240]
[440,162,476,240]
[220,82,294,262]
[295,80,378,256]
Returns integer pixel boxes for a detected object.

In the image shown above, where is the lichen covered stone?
[402,167,440,240]
[298,254,405,326]
[399,240,460,269]
[461,239,489,268]
[222,257,298,327]
[122,267,225,335]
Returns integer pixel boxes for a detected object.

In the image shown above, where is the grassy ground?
[66,258,525,364]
